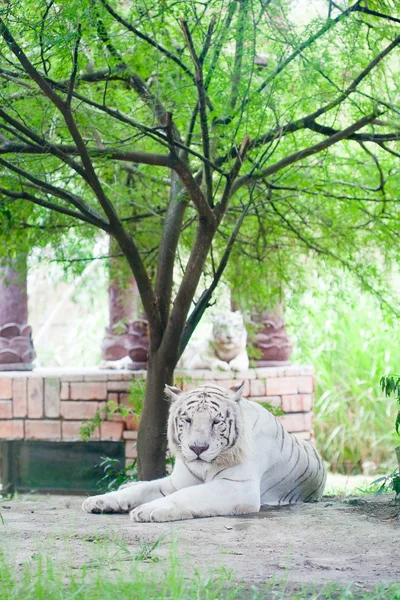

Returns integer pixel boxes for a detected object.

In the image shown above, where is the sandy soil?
[1,492,399,591]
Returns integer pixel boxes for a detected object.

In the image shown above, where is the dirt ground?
[1,490,399,591]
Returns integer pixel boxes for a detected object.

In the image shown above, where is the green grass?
[287,277,400,473]
[1,548,400,600]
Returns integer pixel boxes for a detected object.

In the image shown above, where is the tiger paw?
[129,499,189,523]
[82,492,130,514]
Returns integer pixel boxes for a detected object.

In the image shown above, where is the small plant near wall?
[79,379,146,442]
[374,375,400,500]
[96,457,139,492]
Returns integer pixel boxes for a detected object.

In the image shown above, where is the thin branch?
[215,134,251,221]
[66,24,81,108]
[234,1,362,116]
[180,19,213,207]
[0,139,174,166]
[230,0,247,111]
[233,111,380,192]
[355,6,400,25]
[0,156,108,228]
[0,186,108,230]
[98,0,195,81]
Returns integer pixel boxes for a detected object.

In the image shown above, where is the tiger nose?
[189,444,209,457]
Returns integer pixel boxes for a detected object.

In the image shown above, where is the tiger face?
[166,383,245,466]
[212,312,246,350]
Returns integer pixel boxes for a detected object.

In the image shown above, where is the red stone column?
[0,255,36,370]
[252,304,292,366]
[101,238,149,367]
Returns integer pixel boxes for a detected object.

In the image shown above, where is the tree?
[0,0,400,479]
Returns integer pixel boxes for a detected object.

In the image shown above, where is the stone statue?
[180,312,249,371]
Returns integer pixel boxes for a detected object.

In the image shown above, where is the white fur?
[82,384,326,522]
[179,312,249,371]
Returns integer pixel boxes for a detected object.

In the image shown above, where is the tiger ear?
[229,381,244,402]
[164,384,183,403]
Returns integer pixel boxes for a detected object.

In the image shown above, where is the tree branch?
[98,0,195,81]
[233,111,380,192]
[179,198,253,354]
[0,156,109,228]
[0,186,109,230]
[355,6,400,25]
[66,25,81,108]
[215,134,251,221]
[180,19,213,207]
[0,19,162,339]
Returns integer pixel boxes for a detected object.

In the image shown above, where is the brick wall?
[0,365,315,468]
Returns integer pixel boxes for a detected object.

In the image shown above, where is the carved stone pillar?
[252,304,292,366]
[0,255,36,370]
[101,238,149,367]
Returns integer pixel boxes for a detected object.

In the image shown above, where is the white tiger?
[180,312,249,371]
[82,383,326,522]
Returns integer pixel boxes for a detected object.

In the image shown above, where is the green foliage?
[128,379,146,416]
[379,373,400,435]
[372,470,400,500]
[79,400,131,442]
[80,380,145,442]
[260,402,284,417]
[96,456,138,492]
[288,274,400,472]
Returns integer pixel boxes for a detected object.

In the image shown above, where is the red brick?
[62,420,100,441]
[255,367,278,378]
[0,377,12,400]
[0,401,12,419]
[282,394,313,413]
[107,381,130,392]
[25,420,61,440]
[266,377,298,396]
[12,378,27,417]
[44,378,60,418]
[279,412,312,433]
[119,393,131,407]
[250,379,266,397]
[69,382,107,400]
[60,382,70,400]
[27,377,43,418]
[297,377,313,394]
[202,371,231,381]
[123,430,138,440]
[0,420,24,439]
[84,374,107,382]
[232,369,256,380]
[125,441,138,458]
[100,421,124,441]
[284,367,302,376]
[60,401,100,420]
[107,393,119,404]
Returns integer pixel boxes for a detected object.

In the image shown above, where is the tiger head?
[212,312,247,351]
[165,383,248,468]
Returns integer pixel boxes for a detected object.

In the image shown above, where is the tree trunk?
[136,349,175,480]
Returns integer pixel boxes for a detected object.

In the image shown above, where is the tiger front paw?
[82,492,130,514]
[129,499,190,523]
